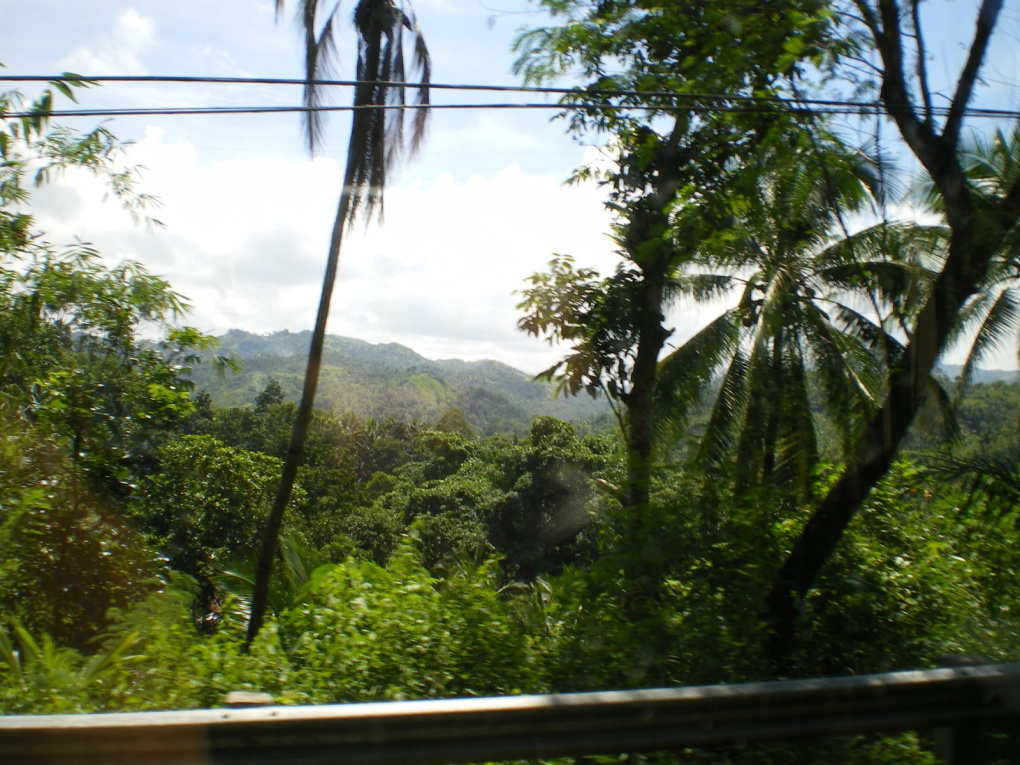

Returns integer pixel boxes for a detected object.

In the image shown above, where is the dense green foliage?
[0,82,221,650]
[5,3,1020,761]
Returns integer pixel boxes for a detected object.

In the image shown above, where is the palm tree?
[764,0,1020,657]
[652,146,939,505]
[247,0,430,646]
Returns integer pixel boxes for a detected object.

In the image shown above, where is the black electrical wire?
[0,73,939,112]
[1,74,1018,121]
[4,102,1017,121]
[0,73,864,108]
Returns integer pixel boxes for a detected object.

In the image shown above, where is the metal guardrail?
[2,663,1019,764]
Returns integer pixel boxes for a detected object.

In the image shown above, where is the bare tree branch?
[909,0,933,126]
[945,0,1004,150]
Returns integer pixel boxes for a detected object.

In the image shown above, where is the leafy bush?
[0,621,141,715]
[0,413,161,650]
[132,435,297,582]
[278,545,534,702]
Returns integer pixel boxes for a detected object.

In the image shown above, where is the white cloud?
[58,8,157,75]
[194,45,249,77]
[30,128,619,374]
[31,127,1017,375]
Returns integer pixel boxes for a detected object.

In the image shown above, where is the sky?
[3,0,1019,374]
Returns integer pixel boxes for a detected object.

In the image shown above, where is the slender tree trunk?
[624,262,670,515]
[762,0,1014,664]
[764,211,1003,662]
[615,127,685,580]
[616,259,671,593]
[245,150,360,648]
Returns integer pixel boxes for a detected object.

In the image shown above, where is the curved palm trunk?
[245,154,359,646]
[247,0,429,648]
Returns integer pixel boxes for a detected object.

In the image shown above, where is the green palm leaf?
[695,347,750,472]
[774,347,818,496]
[653,309,741,446]
[955,287,1020,395]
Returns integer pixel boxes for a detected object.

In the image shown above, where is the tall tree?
[247,0,430,646]
[515,1,846,530]
[917,125,1020,395]
[1,83,217,502]
[764,0,1020,661]
[0,83,218,648]
[652,145,940,504]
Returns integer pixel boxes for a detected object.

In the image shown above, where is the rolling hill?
[184,329,610,435]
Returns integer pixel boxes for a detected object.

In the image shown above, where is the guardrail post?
[934,721,983,765]
[935,655,992,764]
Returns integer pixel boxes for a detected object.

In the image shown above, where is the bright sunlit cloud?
[57,8,157,75]
[31,128,619,374]
[9,0,1019,375]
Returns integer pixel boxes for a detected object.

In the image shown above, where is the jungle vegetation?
[3,1,1020,761]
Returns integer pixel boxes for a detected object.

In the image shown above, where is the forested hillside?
[5,1,1020,762]
[184,329,610,434]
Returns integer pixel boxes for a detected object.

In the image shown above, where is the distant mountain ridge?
[186,329,609,435]
[937,364,1018,384]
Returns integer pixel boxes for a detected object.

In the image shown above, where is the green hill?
[186,329,609,435]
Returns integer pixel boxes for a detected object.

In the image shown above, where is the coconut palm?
[247,0,430,646]
[652,146,940,504]
[763,1,1020,662]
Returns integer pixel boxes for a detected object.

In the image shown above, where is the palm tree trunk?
[245,150,359,648]
[247,0,428,649]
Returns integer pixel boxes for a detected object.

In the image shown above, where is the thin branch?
[909,0,934,126]
[945,0,1004,150]
[866,0,945,180]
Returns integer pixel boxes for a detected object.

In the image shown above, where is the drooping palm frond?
[800,302,884,446]
[278,0,431,224]
[953,287,1020,394]
[653,309,742,446]
[695,346,751,473]
[773,344,818,496]
[829,302,904,366]
[250,0,430,647]
[817,222,943,337]
[919,372,963,444]
[731,336,776,493]
[905,123,1020,215]
[663,272,736,304]
[276,0,342,152]
[929,453,1020,520]
[221,535,328,627]
[346,0,431,225]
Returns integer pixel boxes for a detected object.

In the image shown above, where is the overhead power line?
[1,74,1018,121]
[3,103,1019,121]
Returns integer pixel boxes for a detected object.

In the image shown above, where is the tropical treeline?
[183,328,610,434]
[5,0,1020,761]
